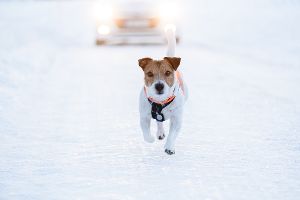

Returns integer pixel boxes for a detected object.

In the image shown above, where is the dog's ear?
[164,57,181,71]
[138,57,153,70]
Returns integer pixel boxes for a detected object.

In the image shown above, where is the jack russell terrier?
[138,27,188,155]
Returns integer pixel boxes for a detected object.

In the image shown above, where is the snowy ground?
[0,0,300,200]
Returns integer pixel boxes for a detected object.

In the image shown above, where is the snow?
[0,0,300,199]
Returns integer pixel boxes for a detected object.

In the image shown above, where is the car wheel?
[96,39,106,46]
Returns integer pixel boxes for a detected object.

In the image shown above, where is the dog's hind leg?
[156,122,165,140]
[140,116,155,143]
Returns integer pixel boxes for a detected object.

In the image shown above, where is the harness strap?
[148,97,175,122]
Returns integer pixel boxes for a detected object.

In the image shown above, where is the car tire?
[96,39,106,46]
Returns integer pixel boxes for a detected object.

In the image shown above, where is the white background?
[0,0,299,199]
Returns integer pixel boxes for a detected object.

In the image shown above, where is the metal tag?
[156,114,163,121]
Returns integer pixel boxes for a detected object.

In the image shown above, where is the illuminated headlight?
[159,1,180,20]
[97,25,110,35]
[93,3,113,21]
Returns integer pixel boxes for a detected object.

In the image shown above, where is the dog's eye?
[165,71,171,76]
[146,72,154,77]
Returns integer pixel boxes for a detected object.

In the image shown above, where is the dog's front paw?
[158,134,165,140]
[144,135,155,143]
[165,149,175,155]
[157,130,165,140]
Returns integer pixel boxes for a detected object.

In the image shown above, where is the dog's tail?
[165,25,176,57]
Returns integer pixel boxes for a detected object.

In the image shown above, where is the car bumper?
[96,28,167,45]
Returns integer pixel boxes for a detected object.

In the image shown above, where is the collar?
[144,86,176,105]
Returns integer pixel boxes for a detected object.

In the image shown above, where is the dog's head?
[138,57,181,101]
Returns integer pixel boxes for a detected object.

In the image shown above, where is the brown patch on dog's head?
[138,57,153,70]
[138,57,181,87]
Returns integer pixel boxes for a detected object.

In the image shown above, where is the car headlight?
[159,1,180,21]
[97,25,110,35]
[93,3,113,21]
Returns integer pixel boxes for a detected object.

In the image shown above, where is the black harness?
[148,98,175,122]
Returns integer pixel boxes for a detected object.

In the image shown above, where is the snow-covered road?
[0,1,300,200]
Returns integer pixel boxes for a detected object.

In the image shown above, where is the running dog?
[138,27,188,155]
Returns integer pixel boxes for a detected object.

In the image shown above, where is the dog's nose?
[155,83,164,94]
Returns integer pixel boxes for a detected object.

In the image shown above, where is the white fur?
[139,27,188,154]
